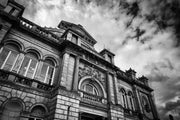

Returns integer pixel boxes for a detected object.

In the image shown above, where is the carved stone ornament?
[79,65,105,81]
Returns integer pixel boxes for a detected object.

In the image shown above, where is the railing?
[0,69,53,91]
[79,91,107,105]
[19,18,63,43]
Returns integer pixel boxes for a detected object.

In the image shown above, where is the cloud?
[14,0,180,119]
[158,100,180,120]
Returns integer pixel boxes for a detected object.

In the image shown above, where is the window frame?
[128,92,135,111]
[82,83,99,96]
[121,89,127,109]
[18,52,39,79]
[40,59,56,85]
[0,45,19,71]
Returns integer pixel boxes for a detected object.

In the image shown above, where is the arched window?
[121,89,127,108]
[82,83,99,95]
[142,96,151,113]
[29,105,46,120]
[80,79,103,96]
[18,52,39,79]
[1,100,22,120]
[128,91,134,111]
[0,44,19,71]
[39,59,55,85]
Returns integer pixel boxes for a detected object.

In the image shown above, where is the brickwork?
[53,89,80,120]
[109,105,123,120]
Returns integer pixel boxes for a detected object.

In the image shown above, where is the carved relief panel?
[78,62,106,90]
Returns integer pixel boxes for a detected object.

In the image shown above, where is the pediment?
[58,20,97,45]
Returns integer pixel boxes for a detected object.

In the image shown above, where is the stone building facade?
[0,0,159,120]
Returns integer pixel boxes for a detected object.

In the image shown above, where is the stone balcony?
[0,69,53,91]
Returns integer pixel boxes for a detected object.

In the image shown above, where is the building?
[0,0,159,120]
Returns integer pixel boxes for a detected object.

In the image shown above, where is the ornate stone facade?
[0,0,159,120]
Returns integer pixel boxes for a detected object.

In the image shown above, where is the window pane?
[26,59,38,79]
[19,57,30,76]
[3,51,18,71]
[71,35,78,44]
[4,5,12,13]
[12,9,20,17]
[0,48,9,68]
[39,63,48,82]
[46,67,54,84]
[86,84,93,94]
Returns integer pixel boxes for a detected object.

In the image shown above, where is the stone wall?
[0,83,50,118]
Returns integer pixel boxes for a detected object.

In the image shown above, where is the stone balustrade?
[19,18,62,43]
[0,69,53,91]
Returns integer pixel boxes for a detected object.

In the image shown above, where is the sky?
[15,0,180,119]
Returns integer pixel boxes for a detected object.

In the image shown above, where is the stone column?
[113,74,119,105]
[60,53,70,87]
[72,56,79,91]
[106,72,112,103]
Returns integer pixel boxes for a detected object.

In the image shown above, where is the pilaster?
[72,56,79,91]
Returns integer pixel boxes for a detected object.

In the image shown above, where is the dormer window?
[107,55,112,63]
[71,34,78,44]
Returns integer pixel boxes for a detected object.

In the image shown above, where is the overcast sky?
[15,0,180,119]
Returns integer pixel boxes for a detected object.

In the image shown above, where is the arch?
[25,47,42,60]
[127,91,135,111]
[142,95,151,112]
[29,104,48,118]
[127,91,133,97]
[78,76,107,98]
[3,39,24,51]
[1,98,25,120]
[29,103,48,113]
[43,55,59,66]
[1,97,26,111]
[119,87,128,108]
[120,87,126,94]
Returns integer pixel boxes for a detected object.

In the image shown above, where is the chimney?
[126,68,136,80]
[138,75,149,86]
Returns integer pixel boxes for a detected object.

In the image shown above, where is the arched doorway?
[1,100,22,120]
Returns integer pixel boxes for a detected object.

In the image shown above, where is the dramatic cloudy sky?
[15,0,180,119]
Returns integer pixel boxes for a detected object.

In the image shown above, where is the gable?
[58,20,97,45]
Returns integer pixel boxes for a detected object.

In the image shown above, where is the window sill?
[0,69,53,91]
